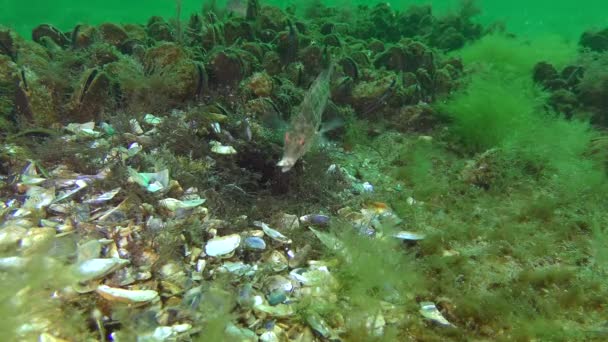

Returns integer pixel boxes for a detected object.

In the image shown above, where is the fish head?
[277,131,309,172]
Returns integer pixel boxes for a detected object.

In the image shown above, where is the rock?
[580,28,608,52]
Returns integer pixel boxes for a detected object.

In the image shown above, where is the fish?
[277,63,334,172]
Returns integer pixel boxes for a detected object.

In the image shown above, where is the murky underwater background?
[2,0,608,39]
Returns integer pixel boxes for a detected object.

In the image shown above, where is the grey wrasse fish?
[277,64,334,172]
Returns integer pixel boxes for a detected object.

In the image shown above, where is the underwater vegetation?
[440,34,606,199]
[1,0,608,341]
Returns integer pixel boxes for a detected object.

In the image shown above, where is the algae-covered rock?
[245,72,274,97]
[141,42,200,104]
[259,6,288,32]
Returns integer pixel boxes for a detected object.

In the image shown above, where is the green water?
[2,0,607,40]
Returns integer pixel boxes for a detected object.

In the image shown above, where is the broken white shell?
[128,168,169,193]
[84,188,120,205]
[54,179,88,203]
[129,119,144,135]
[96,285,159,304]
[205,234,241,257]
[0,256,28,271]
[419,301,455,327]
[254,221,292,244]
[144,114,163,126]
[159,198,206,211]
[210,141,237,155]
[75,258,130,282]
[392,231,426,241]
[0,226,27,252]
[253,303,295,318]
[66,122,101,137]
[20,162,46,185]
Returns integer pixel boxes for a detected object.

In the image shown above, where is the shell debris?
[205,234,242,257]
[96,285,160,304]
[253,221,292,244]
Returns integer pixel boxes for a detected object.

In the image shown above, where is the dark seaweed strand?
[175,0,183,45]
[286,19,298,64]
[263,97,283,118]
[564,66,583,85]
[207,11,219,24]
[194,62,206,99]
[71,24,82,49]
[80,69,99,104]
[20,69,28,91]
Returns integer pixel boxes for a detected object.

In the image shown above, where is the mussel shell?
[0,29,17,61]
[349,50,371,67]
[32,24,69,48]
[415,68,433,92]
[339,57,359,80]
[244,236,267,250]
[322,34,341,47]
[300,45,323,74]
[208,49,253,86]
[320,23,335,35]
[119,38,145,55]
[223,19,255,45]
[70,25,97,49]
[332,76,354,104]
[146,18,175,42]
[373,46,407,71]
[69,68,112,122]
[98,23,129,47]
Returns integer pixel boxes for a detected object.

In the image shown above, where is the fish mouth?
[277,157,295,172]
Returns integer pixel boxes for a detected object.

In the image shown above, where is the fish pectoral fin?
[319,116,345,135]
